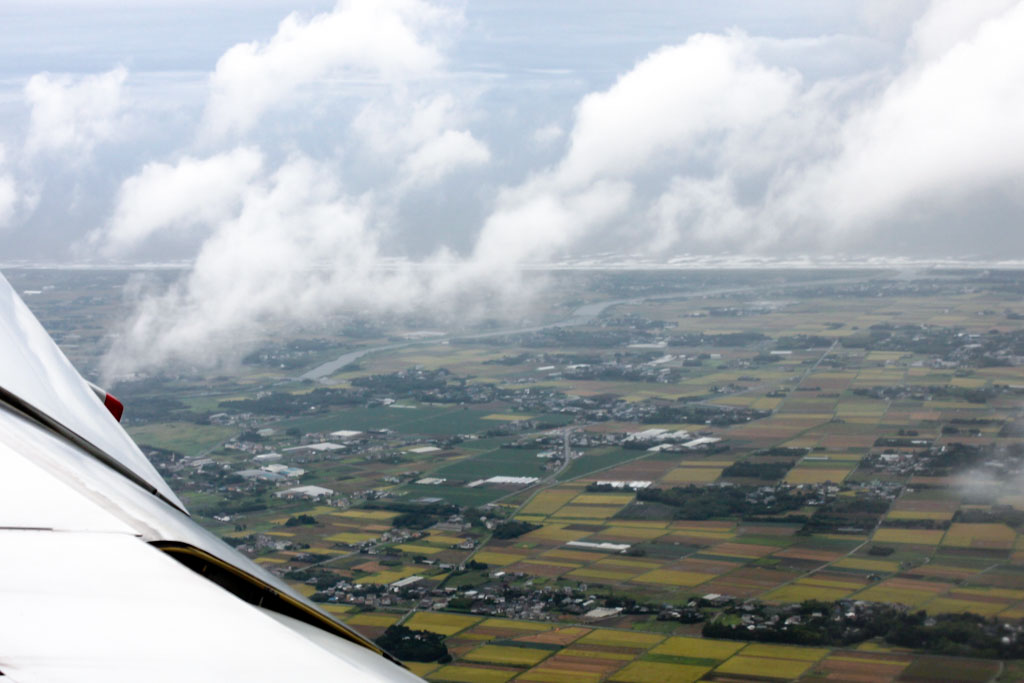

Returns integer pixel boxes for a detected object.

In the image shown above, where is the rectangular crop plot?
[571,493,635,505]
[521,490,578,515]
[649,636,745,660]
[833,557,900,573]
[784,467,852,484]
[463,645,552,667]
[661,467,723,484]
[335,509,399,520]
[404,611,482,636]
[346,612,400,628]
[610,661,712,683]
[632,569,716,586]
[714,655,813,679]
[577,629,665,648]
[942,523,1016,549]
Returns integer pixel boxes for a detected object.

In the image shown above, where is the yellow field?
[650,636,745,660]
[463,645,551,667]
[610,661,712,683]
[577,629,664,648]
[423,535,466,545]
[326,532,380,544]
[715,655,812,679]
[519,669,602,683]
[394,544,444,555]
[632,569,715,586]
[942,523,1016,548]
[430,664,516,683]
[334,509,399,520]
[346,612,400,627]
[321,603,354,616]
[752,397,783,410]
[887,510,954,521]
[289,583,316,597]
[662,467,723,483]
[404,611,481,636]
[554,505,624,518]
[873,528,945,544]
[785,468,851,484]
[566,568,637,581]
[482,413,532,421]
[833,557,900,573]
[475,551,528,566]
[521,490,578,515]
[572,493,635,505]
[405,662,438,677]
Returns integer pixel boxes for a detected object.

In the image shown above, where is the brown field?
[816,651,911,682]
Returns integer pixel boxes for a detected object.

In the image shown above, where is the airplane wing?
[0,271,423,682]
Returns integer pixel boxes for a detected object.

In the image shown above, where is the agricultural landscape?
[13,265,1024,682]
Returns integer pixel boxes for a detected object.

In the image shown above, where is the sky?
[0,0,1022,376]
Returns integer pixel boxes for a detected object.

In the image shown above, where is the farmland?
[20,266,1024,680]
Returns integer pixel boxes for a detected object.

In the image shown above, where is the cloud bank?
[24,66,128,159]
[7,0,1020,377]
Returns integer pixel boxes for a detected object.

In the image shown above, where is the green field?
[127,421,238,456]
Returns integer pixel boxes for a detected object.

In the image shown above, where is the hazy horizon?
[2,0,1023,374]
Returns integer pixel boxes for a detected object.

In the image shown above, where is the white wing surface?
[0,272,422,682]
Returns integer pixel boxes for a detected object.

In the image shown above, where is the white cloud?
[532,123,563,146]
[556,33,800,187]
[0,146,14,228]
[24,66,127,158]
[907,0,1018,61]
[100,153,514,379]
[472,31,799,264]
[757,0,1024,244]
[399,129,489,188]
[97,147,263,254]
[94,0,1024,377]
[352,93,490,189]
[569,1,1024,254]
[0,175,15,229]
[202,0,459,138]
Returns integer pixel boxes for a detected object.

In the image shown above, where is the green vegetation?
[376,625,451,662]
